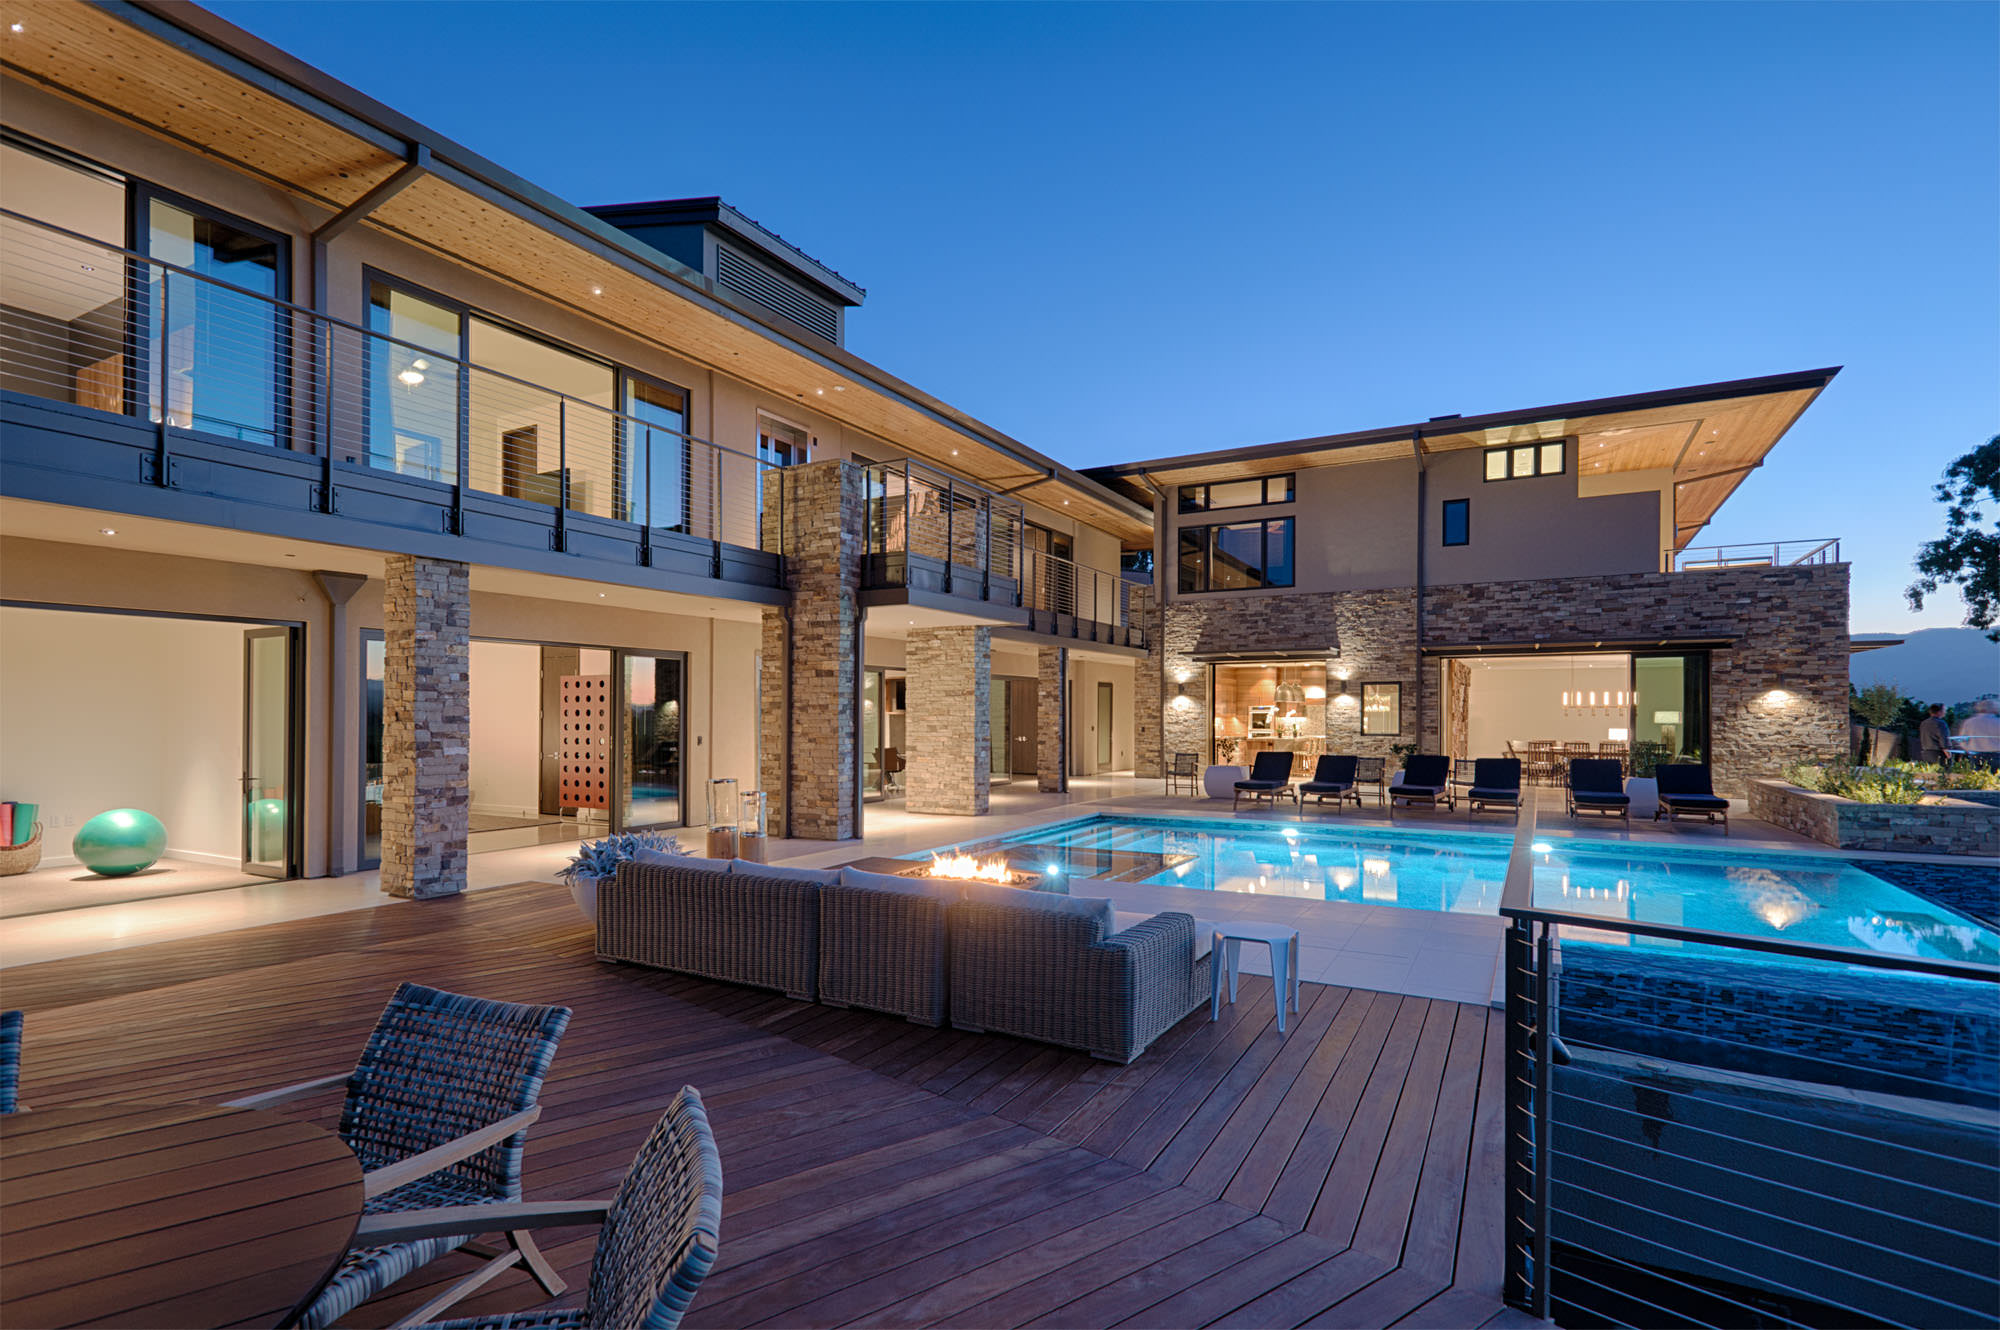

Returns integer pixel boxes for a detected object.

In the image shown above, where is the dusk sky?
[210,0,1998,633]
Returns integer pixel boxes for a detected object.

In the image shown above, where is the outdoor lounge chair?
[1389,754,1453,811]
[224,982,573,1328]
[1465,758,1523,818]
[0,1009,20,1113]
[1300,754,1359,808]
[1566,758,1631,823]
[360,1086,723,1330]
[1233,750,1298,810]
[1656,762,1729,831]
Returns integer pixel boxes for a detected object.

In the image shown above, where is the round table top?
[1,1104,364,1330]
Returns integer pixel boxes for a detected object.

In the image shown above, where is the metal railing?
[1668,538,1842,571]
[1499,807,1999,1328]
[0,209,783,566]
[861,456,1024,600]
[1021,545,1148,646]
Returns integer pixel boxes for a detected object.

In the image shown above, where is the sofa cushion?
[1113,910,1213,961]
[839,867,955,899]
[743,860,838,886]
[633,848,730,873]
[960,880,1114,940]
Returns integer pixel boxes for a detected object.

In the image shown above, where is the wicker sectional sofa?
[596,856,1209,1062]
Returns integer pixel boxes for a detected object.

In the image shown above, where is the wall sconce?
[1172,680,1194,711]
[1334,666,1352,682]
[1765,688,1793,706]
[1334,680,1356,708]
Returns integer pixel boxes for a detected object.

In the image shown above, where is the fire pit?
[889,851,1046,891]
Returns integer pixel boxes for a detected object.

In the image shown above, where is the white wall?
[468,640,543,817]
[1464,655,1633,759]
[0,606,246,866]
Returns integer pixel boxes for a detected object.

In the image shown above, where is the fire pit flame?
[927,851,1018,884]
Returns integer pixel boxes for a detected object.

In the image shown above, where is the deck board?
[4,880,1511,1328]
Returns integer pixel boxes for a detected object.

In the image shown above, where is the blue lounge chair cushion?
[1468,787,1520,802]
[1662,792,1729,810]
[1390,784,1447,798]
[1572,791,1631,807]
[1236,780,1289,792]
[1300,781,1353,794]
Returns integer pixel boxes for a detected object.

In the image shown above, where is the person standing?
[1917,703,1951,764]
[1955,699,2000,755]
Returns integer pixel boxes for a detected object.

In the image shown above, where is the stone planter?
[1624,777,1659,820]
[566,871,607,925]
[1748,779,2000,856]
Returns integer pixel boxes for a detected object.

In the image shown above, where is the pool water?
[910,815,1999,967]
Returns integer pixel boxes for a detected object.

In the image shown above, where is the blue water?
[908,815,1999,967]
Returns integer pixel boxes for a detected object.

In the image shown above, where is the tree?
[1907,435,2000,641]
[1850,681,1903,729]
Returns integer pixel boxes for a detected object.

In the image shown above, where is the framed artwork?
[1361,682,1401,736]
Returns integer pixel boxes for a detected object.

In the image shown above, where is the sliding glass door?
[241,626,297,878]
[1632,652,1709,767]
[619,651,685,830]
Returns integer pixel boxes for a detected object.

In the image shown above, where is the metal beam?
[313,144,430,243]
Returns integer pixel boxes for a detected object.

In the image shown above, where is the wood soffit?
[2,1,1153,543]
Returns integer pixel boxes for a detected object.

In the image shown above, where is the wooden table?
[1,1104,364,1329]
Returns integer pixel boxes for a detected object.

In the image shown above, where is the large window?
[144,194,286,446]
[1209,661,1326,768]
[620,375,691,530]
[1441,498,1469,546]
[0,138,129,416]
[1179,517,1294,592]
[1179,474,1293,512]
[366,277,462,483]
[1361,682,1402,736]
[1484,440,1565,481]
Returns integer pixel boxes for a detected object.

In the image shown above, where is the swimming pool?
[908,814,1999,967]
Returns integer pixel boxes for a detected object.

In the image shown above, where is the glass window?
[0,141,128,416]
[620,652,684,828]
[1207,479,1265,509]
[1486,440,1566,482]
[1361,682,1401,736]
[1441,499,1469,546]
[1264,475,1295,503]
[1485,450,1508,481]
[366,280,461,483]
[621,376,689,530]
[1210,662,1326,768]
[1265,517,1295,586]
[1179,474,1295,511]
[146,197,284,445]
[1212,521,1265,589]
[360,632,384,867]
[1539,441,1565,474]
[469,317,615,515]
[1510,445,1536,478]
[1178,526,1209,593]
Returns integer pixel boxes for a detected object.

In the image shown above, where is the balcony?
[860,458,1149,649]
[1667,538,1841,572]
[0,210,784,593]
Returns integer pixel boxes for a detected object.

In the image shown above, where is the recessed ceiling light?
[951,449,958,456]
[815,388,824,396]
[98,527,116,536]
[832,385,844,392]
[597,592,606,598]
[9,23,23,33]
[590,285,603,296]
[1063,499,1070,505]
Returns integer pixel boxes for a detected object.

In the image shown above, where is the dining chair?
[1166,751,1200,796]
[0,1009,22,1114]
[227,982,572,1329]
[360,1087,723,1330]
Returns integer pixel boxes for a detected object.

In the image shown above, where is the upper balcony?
[859,458,1149,650]
[0,210,785,596]
[1667,539,1842,572]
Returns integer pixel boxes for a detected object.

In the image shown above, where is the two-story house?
[0,0,1151,904]
[1089,371,1850,795]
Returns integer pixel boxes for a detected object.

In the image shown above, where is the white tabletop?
[1210,919,1300,943]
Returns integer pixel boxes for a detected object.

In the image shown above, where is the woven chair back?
[586,1086,725,1330]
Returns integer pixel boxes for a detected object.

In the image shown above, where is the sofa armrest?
[1090,912,1204,1061]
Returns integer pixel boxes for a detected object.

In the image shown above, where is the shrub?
[560,830,687,884]
[1781,761,1928,804]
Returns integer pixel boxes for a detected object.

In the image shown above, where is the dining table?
[1,1103,365,1329]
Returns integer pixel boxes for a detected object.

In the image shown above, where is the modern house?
[1090,370,1851,795]
[0,2,1850,909]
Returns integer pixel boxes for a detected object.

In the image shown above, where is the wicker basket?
[0,824,44,877]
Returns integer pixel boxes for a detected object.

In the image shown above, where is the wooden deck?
[3,882,1531,1329]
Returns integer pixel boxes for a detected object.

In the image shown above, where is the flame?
[928,852,1019,884]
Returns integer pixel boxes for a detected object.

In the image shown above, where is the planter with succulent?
[559,831,687,924]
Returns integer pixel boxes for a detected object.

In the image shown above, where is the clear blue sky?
[211,0,1998,633]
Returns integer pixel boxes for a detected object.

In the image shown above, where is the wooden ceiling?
[1124,383,1826,549]
[1,1,1153,543]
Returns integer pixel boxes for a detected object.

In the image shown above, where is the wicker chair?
[225,983,573,1328]
[363,1087,724,1330]
[0,1009,21,1114]
[1166,751,1200,797]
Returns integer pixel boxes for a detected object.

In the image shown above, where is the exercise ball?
[73,809,167,878]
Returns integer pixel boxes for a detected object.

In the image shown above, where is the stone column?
[906,626,990,815]
[760,460,862,839]
[381,555,469,899]
[1037,645,1068,792]
[1132,585,1163,777]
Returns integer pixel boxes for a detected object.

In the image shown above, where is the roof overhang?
[1849,637,1906,654]
[2,0,1150,542]
[1091,368,1841,550]
[1421,637,1736,656]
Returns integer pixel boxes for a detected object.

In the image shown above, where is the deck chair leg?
[510,1228,567,1297]
[388,1248,524,1330]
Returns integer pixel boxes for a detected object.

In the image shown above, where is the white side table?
[1210,921,1303,1032]
[1203,765,1248,799]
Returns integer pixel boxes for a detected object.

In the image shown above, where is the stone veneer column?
[905,627,991,815]
[760,460,863,840]
[381,555,470,899]
[1037,645,1068,793]
[1132,586,1164,778]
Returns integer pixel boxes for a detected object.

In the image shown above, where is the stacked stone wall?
[906,627,991,815]
[1037,646,1068,792]
[381,554,469,899]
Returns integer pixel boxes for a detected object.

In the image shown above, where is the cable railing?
[861,456,1024,602]
[1498,807,1999,1328]
[1021,545,1148,647]
[0,208,782,568]
[1668,538,1842,571]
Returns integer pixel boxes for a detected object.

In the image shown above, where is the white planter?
[566,871,606,925]
[1203,765,1248,799]
[1624,777,1658,820]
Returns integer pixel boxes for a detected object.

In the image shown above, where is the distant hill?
[1851,628,2000,705]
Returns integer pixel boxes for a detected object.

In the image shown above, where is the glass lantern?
[737,790,769,864]
[705,778,740,859]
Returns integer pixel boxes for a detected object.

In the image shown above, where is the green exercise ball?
[73,809,167,878]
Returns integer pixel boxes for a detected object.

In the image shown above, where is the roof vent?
[1429,413,1462,422]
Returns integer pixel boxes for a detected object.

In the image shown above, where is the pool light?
[1531,841,1553,854]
